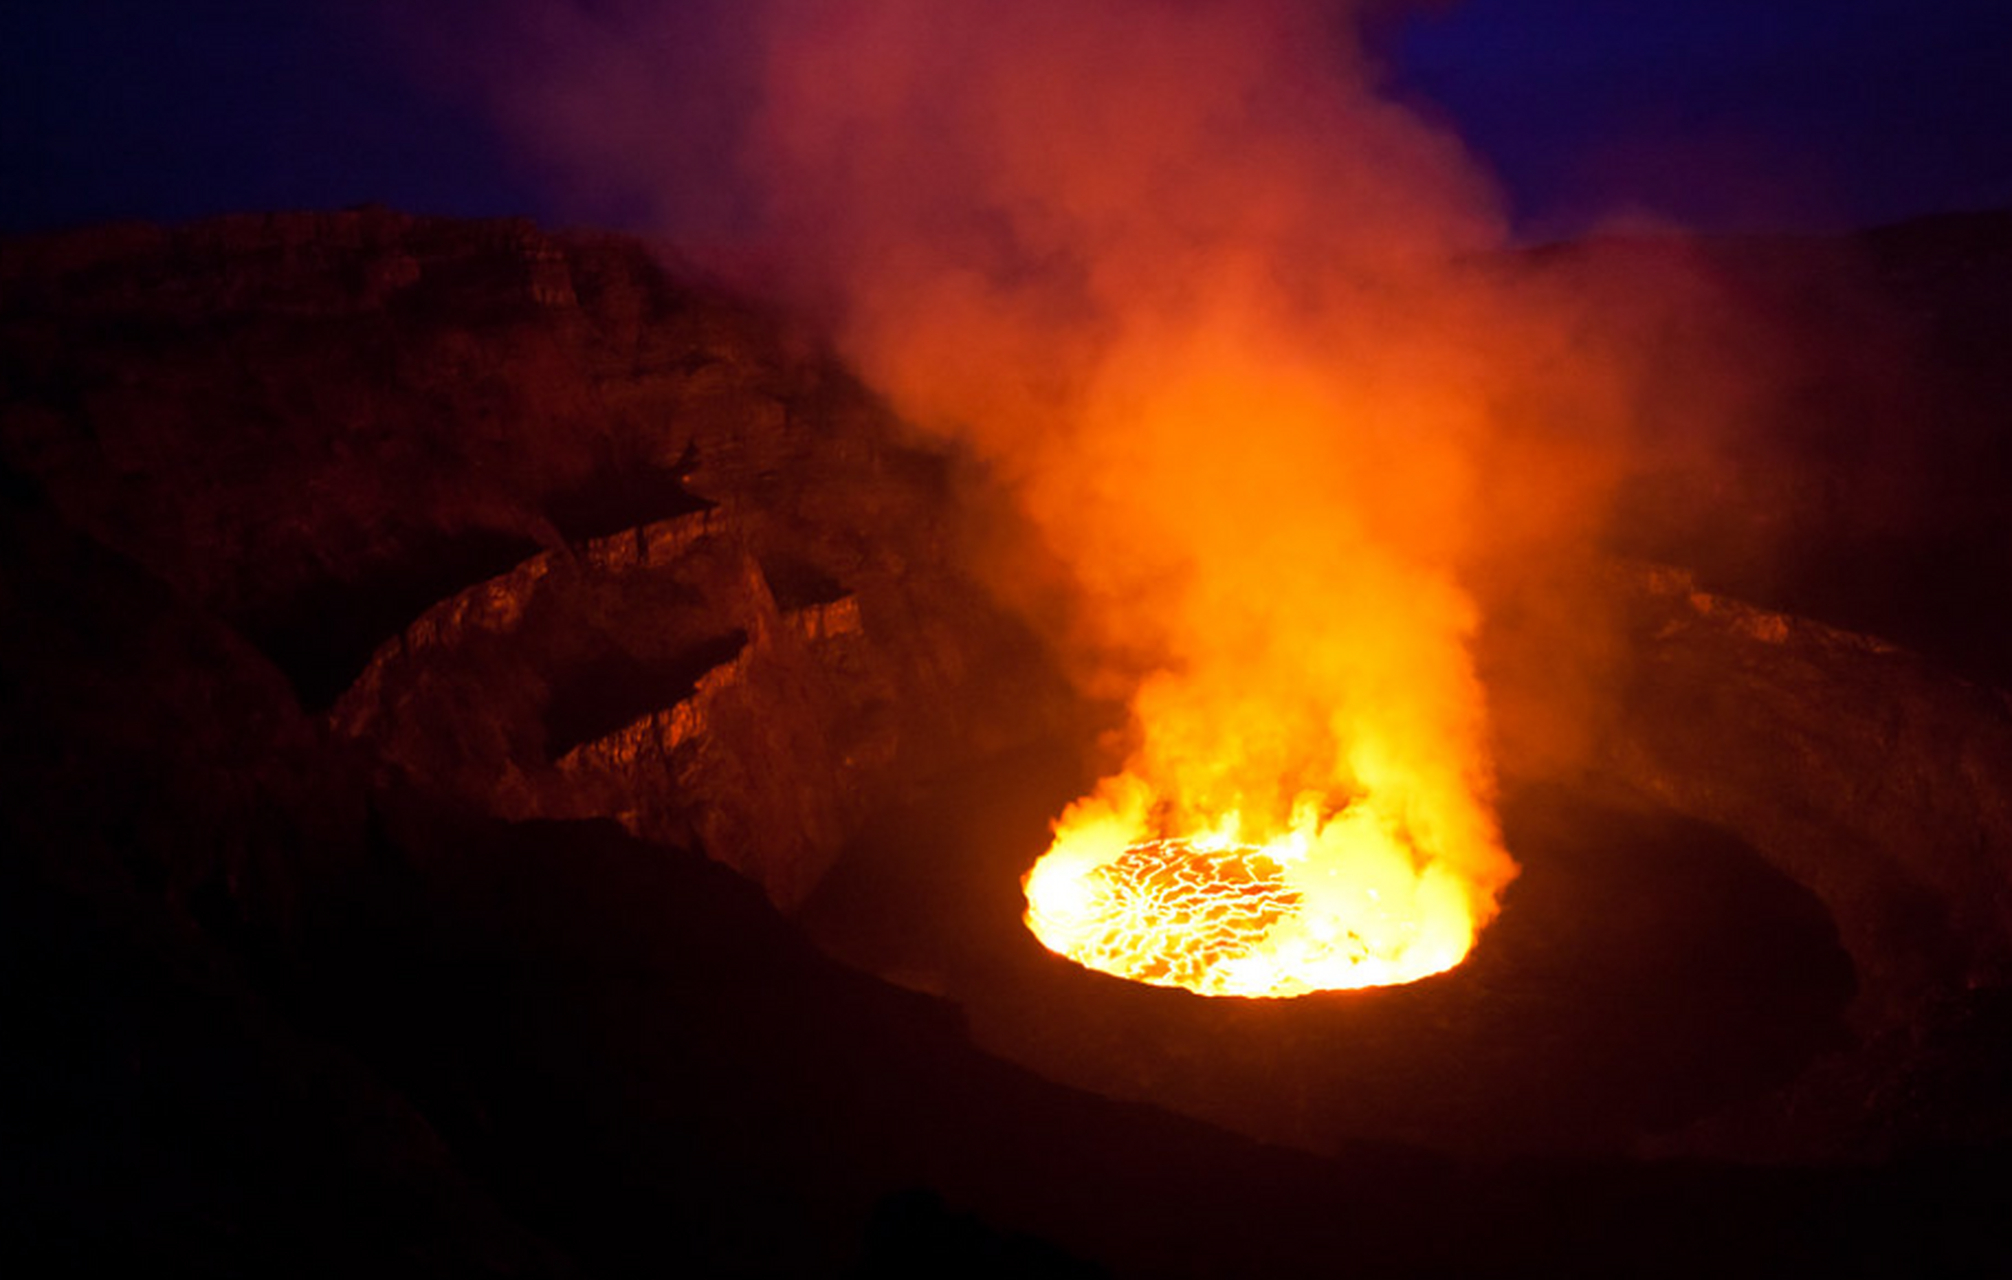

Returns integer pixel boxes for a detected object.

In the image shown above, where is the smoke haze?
[421,1,1793,968]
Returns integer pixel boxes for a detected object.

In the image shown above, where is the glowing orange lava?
[1029,837,1303,994]
[1025,776,1501,997]
[1001,330,1523,999]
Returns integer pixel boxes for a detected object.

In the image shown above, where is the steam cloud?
[431,0,1778,943]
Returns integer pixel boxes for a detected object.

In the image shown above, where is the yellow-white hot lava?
[1026,773,1497,997]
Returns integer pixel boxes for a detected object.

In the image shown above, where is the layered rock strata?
[1,209,1072,911]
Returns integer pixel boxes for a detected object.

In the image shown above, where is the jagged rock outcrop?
[0,208,854,694]
[0,209,1078,913]
[330,507,894,905]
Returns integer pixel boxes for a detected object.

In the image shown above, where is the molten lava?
[1059,838,1303,992]
[1026,786,1490,997]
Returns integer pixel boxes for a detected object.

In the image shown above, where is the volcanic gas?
[725,1,1557,996]
[1003,320,1519,997]
[477,0,1657,996]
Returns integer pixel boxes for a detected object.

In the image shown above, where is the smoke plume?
[420,0,1776,981]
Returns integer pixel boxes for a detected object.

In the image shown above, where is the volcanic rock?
[0,208,1076,909]
[1597,564,2012,1161]
[5,208,2012,1275]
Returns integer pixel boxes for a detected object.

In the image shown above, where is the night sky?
[2,0,2009,240]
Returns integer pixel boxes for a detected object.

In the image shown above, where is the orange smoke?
[736,0,1575,994]
[448,0,1699,994]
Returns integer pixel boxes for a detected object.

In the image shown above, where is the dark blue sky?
[1390,0,2012,235]
[3,1,2008,238]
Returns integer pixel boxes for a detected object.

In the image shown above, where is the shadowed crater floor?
[803,757,1857,1160]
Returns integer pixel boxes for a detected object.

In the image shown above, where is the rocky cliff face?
[1606,566,2012,1012]
[327,506,889,905]
[1588,565,2012,1160]
[1,208,1077,912]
